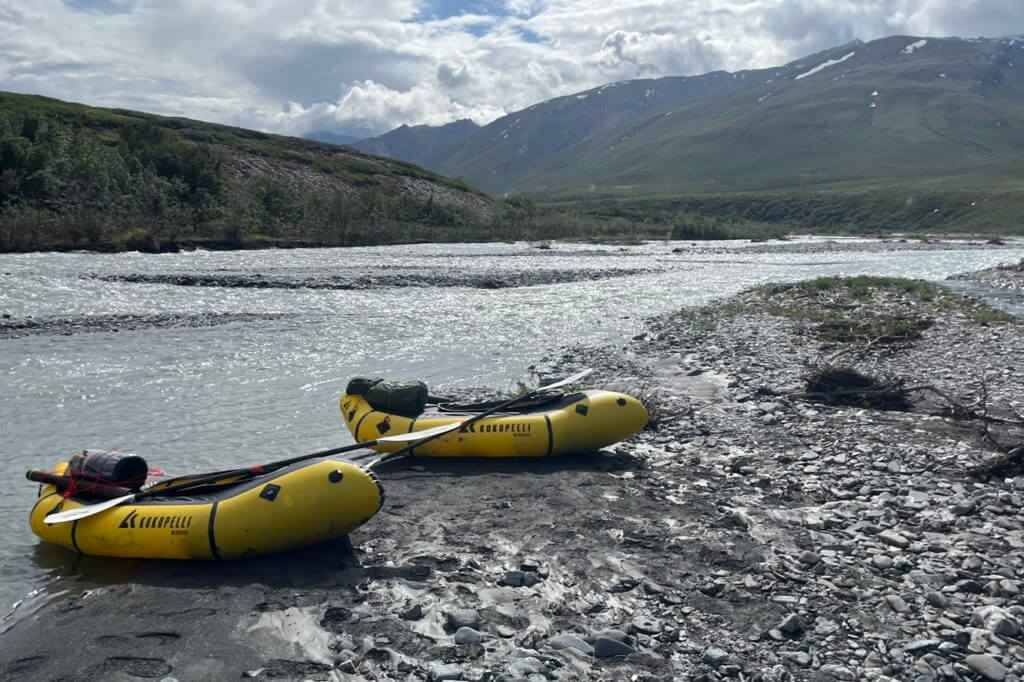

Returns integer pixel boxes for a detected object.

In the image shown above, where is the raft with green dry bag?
[340,374,649,458]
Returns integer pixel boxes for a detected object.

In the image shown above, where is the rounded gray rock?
[702,647,730,666]
[548,633,593,655]
[965,654,1007,681]
[594,636,634,658]
[779,613,804,636]
[507,657,545,677]
[454,627,486,645]
[429,662,464,681]
[445,607,481,631]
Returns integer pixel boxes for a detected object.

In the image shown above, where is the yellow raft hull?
[30,459,383,560]
[340,389,648,458]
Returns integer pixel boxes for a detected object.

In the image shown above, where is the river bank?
[2,274,1023,682]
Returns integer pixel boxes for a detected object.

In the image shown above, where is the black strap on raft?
[435,392,563,414]
[66,449,149,493]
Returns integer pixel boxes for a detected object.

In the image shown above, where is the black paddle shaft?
[131,437,388,501]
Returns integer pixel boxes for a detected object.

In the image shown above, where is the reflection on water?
[1,237,1022,612]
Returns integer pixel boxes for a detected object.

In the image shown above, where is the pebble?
[702,647,730,666]
[588,629,630,643]
[885,594,911,614]
[780,651,812,667]
[904,639,939,653]
[593,636,634,658]
[965,654,1008,681]
[507,658,545,677]
[498,570,541,587]
[872,555,894,570]
[548,633,594,655]
[956,579,984,594]
[402,604,424,620]
[429,662,464,681]
[818,664,855,680]
[454,627,486,645]
[778,613,804,637]
[973,605,1022,637]
[952,500,977,516]
[925,590,949,608]
[445,608,481,631]
[878,530,910,549]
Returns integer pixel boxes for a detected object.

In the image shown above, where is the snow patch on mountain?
[795,52,855,80]
[902,40,927,55]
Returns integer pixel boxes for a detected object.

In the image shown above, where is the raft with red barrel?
[28,451,384,560]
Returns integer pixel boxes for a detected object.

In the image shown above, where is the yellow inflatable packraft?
[340,390,648,458]
[29,459,383,560]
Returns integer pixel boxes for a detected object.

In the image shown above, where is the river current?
[1,237,1022,617]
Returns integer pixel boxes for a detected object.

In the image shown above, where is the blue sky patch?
[519,27,545,44]
[414,0,508,21]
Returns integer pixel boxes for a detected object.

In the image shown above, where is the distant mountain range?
[351,35,1024,199]
[305,130,361,146]
[350,119,479,166]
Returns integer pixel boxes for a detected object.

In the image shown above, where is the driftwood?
[969,445,1024,479]
[760,366,1024,478]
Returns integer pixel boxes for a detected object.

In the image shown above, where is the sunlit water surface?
[1,238,1022,614]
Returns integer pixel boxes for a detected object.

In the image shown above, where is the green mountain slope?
[0,92,495,251]
[387,36,1024,203]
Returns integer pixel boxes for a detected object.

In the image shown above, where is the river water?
[1,237,1022,616]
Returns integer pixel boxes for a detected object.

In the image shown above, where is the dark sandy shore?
[2,274,1023,682]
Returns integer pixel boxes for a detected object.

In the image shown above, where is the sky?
[1,1,1022,139]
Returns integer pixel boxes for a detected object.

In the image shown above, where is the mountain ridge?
[354,34,1024,200]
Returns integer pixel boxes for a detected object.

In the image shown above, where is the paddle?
[364,368,593,469]
[42,421,461,525]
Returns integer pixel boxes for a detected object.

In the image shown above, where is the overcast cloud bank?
[1,0,1022,138]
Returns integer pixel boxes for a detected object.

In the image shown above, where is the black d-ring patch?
[575,404,589,416]
[259,484,281,501]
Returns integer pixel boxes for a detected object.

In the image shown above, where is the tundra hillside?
[0,92,513,252]
[0,93,790,252]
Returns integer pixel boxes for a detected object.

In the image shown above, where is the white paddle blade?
[43,493,135,525]
[377,422,462,443]
[538,368,592,392]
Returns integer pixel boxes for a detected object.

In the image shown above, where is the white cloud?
[0,0,1022,138]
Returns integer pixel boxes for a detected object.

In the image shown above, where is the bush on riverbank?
[565,187,1024,236]
[670,214,787,241]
